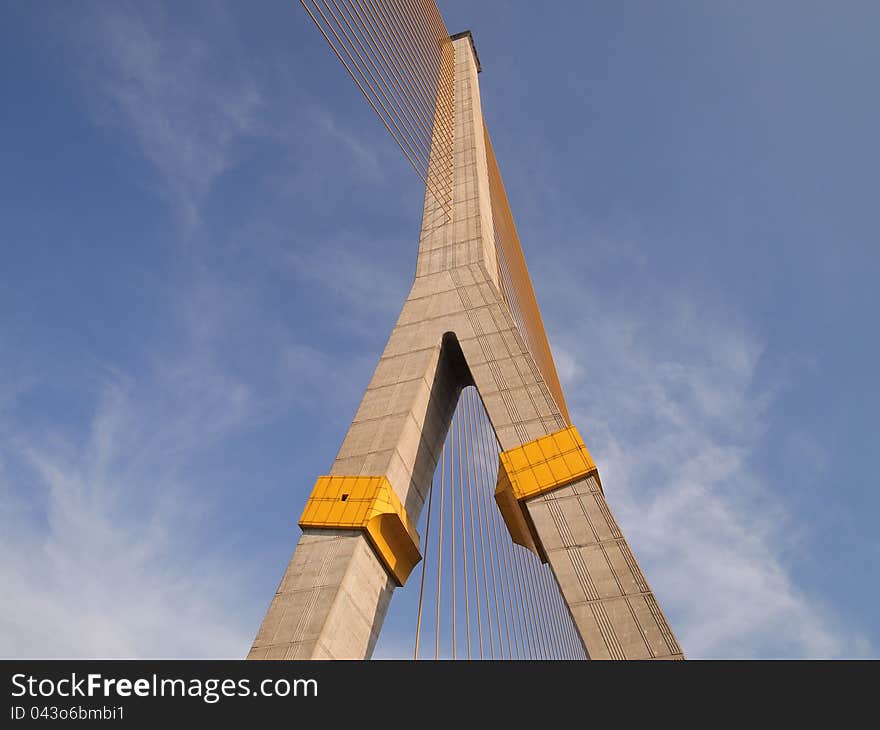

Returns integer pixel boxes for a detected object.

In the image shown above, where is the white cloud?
[70,2,263,230]
[63,1,394,235]
[0,374,254,658]
[0,233,376,657]
[284,237,407,335]
[309,106,381,179]
[547,280,872,657]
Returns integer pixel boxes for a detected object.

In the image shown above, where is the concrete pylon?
[248,34,683,660]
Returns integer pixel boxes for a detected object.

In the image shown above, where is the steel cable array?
[301,0,569,418]
[413,387,586,660]
[300,0,454,216]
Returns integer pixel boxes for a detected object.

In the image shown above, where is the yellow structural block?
[495,426,600,560]
[299,475,421,586]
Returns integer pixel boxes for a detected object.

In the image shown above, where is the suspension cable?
[434,440,445,659]
[456,395,472,658]
[413,474,435,659]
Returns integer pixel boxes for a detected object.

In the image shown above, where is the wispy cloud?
[284,236,409,339]
[309,106,382,179]
[0,241,380,657]
[0,237,275,656]
[545,271,872,658]
[69,1,263,230]
[0,0,418,658]
[0,363,254,657]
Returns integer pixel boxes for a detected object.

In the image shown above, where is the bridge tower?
[248,2,683,661]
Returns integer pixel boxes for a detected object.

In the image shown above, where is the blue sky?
[1,1,877,658]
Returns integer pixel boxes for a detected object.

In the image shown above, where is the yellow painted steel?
[495,426,599,559]
[483,124,571,423]
[299,475,421,586]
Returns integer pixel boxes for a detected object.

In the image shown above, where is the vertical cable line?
[564,577,588,658]
[512,541,536,658]
[434,441,445,659]
[466,390,495,658]
[543,568,570,659]
[475,388,506,659]
[498,507,527,659]
[482,392,541,658]
[510,502,549,656]
[558,586,579,659]
[564,583,582,658]
[450,404,457,659]
[412,386,587,660]
[463,389,485,659]
[487,467,514,659]
[531,560,559,659]
[468,389,507,658]
[478,403,535,659]
[530,549,556,658]
[501,501,535,659]
[413,475,435,659]
[484,458,519,659]
[524,552,555,658]
[480,420,519,659]
[495,408,561,658]
[545,568,577,659]
[482,410,542,658]
[456,398,472,658]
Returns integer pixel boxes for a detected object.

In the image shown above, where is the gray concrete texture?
[247,36,683,660]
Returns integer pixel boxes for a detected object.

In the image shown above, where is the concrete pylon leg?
[247,530,393,659]
[248,297,472,659]
[526,478,684,659]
